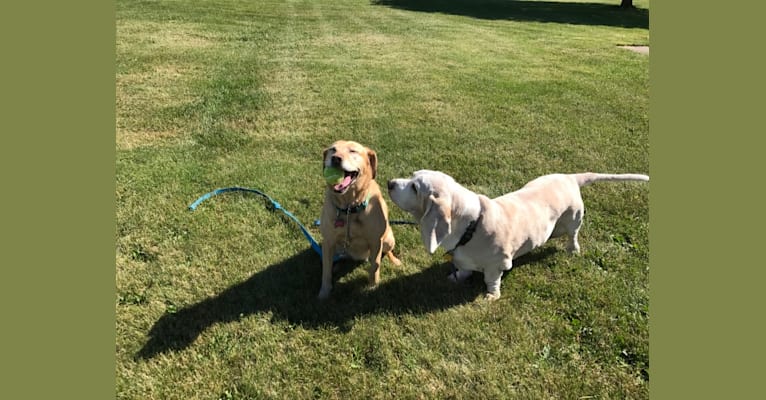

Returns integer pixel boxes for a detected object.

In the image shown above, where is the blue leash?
[188,187,323,257]
[311,219,416,226]
[188,186,417,260]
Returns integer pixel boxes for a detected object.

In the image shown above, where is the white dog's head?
[387,170,455,254]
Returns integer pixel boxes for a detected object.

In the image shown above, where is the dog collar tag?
[334,219,346,228]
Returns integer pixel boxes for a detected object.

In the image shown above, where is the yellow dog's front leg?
[367,238,383,286]
[318,240,336,300]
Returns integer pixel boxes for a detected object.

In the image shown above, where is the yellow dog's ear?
[322,147,331,168]
[366,149,378,180]
[420,193,451,254]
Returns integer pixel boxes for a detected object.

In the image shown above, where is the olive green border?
[4,0,751,397]
[649,0,669,395]
[650,0,680,397]
[650,0,756,398]
[1,2,115,398]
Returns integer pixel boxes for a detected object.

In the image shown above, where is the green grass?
[116,0,649,398]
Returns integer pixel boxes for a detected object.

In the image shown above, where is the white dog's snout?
[387,179,408,191]
[387,178,418,214]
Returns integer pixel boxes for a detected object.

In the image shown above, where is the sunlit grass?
[116,0,649,398]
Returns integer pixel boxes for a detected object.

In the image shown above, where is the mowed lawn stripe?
[117,0,649,398]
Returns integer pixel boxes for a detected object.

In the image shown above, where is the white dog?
[387,170,648,300]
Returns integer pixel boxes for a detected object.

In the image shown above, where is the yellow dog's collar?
[335,192,372,215]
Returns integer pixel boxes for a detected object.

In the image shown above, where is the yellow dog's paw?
[386,252,402,266]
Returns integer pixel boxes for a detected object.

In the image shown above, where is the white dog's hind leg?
[566,209,583,254]
[567,228,581,254]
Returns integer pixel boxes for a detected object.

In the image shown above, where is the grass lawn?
[116,0,649,398]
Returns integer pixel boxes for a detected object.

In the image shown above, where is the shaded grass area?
[117,0,648,398]
[135,250,481,358]
[373,0,649,29]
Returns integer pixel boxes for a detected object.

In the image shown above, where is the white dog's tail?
[574,172,649,187]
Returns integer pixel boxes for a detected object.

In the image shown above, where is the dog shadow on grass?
[371,0,649,30]
[136,246,557,360]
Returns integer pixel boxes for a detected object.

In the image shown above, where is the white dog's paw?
[317,287,332,300]
[567,246,580,255]
[567,239,581,254]
[483,291,501,301]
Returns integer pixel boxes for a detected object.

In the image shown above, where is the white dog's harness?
[446,213,483,278]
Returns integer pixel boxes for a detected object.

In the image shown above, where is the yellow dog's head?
[322,140,378,195]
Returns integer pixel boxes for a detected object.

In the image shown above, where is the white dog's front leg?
[483,268,503,301]
[447,267,473,284]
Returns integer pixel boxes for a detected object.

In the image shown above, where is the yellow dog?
[318,140,401,299]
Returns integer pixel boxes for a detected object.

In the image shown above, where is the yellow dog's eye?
[349,149,358,154]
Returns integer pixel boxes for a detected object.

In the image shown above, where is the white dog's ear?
[420,193,451,254]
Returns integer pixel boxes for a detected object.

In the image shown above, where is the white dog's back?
[387,169,648,300]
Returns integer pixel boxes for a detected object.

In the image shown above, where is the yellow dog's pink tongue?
[334,175,352,191]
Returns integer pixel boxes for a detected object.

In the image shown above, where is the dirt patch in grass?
[116,66,190,106]
[118,21,216,51]
[618,45,649,55]
[117,130,183,150]
[314,32,397,47]
[116,63,201,149]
